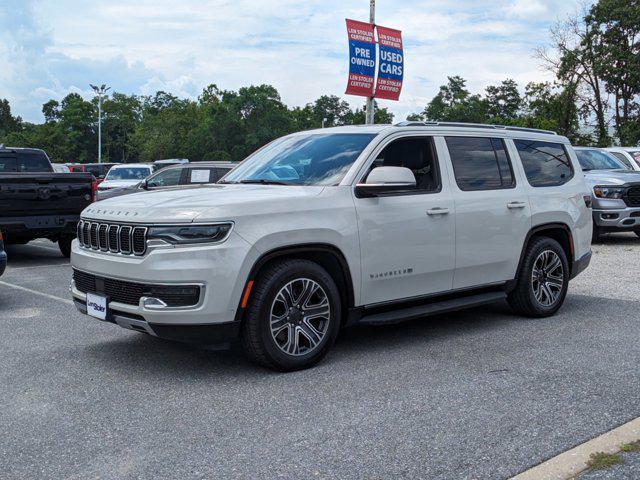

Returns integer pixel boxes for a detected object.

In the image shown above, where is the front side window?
[446,137,515,191]
[147,168,183,188]
[515,140,574,186]
[366,137,440,192]
[106,167,152,180]
[575,149,626,171]
[222,133,375,186]
[609,152,634,169]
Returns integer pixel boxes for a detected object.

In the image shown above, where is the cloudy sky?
[0,0,584,123]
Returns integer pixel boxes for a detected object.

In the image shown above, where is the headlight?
[147,223,232,245]
[593,186,626,199]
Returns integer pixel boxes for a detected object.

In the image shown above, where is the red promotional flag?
[375,25,404,101]
[345,19,376,97]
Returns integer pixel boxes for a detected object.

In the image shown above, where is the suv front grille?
[73,269,201,307]
[77,220,147,256]
[624,186,640,207]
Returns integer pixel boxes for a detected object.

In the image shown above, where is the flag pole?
[365,0,376,124]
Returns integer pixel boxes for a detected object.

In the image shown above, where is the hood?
[99,179,142,189]
[82,184,325,223]
[583,169,640,187]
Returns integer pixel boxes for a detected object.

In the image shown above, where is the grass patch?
[620,440,640,453]
[586,452,623,471]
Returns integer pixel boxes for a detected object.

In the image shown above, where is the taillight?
[91,179,98,202]
[583,194,592,208]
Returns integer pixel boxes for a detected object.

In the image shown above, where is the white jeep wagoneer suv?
[71,122,592,370]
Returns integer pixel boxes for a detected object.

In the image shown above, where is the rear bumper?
[1,214,79,238]
[73,298,240,347]
[571,251,592,280]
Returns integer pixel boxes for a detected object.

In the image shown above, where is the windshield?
[106,167,151,180]
[576,149,627,171]
[222,133,376,186]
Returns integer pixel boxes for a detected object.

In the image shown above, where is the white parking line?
[0,280,74,306]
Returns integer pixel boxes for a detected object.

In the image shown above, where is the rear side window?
[445,137,515,191]
[187,168,215,184]
[17,152,51,172]
[514,140,573,187]
[610,152,633,169]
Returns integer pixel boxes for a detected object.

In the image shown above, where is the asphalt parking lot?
[1,236,639,480]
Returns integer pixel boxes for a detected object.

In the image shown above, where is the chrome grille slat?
[77,221,146,256]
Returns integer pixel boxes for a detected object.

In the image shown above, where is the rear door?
[442,136,531,289]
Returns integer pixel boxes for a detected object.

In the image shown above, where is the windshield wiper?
[238,179,292,185]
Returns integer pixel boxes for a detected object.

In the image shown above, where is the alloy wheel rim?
[269,278,330,356]
[531,250,564,307]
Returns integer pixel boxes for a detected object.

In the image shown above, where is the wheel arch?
[235,243,355,325]
[508,222,574,291]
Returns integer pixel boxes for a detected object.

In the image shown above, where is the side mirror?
[141,179,149,190]
[355,166,416,198]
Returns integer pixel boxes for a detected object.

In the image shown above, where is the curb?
[511,416,640,480]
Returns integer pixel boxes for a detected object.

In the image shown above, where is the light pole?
[365,0,376,125]
[90,84,110,164]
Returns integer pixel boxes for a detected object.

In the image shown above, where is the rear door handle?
[427,207,450,215]
[507,201,527,209]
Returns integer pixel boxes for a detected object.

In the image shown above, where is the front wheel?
[508,237,569,317]
[241,259,341,371]
[58,237,72,258]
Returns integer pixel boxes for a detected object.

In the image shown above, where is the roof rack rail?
[394,121,557,136]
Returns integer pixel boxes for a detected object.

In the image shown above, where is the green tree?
[485,79,522,121]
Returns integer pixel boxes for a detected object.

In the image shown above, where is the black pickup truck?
[0,147,95,257]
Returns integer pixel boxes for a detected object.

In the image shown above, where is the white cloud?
[2,0,584,122]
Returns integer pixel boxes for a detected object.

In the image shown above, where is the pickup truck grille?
[73,269,201,307]
[77,220,147,255]
[624,186,640,208]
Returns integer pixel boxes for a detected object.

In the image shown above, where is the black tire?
[592,223,602,243]
[241,259,341,371]
[508,237,569,318]
[58,237,72,258]
[634,229,640,239]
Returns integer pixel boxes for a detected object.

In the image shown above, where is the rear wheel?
[508,237,569,317]
[241,259,341,371]
[58,237,72,258]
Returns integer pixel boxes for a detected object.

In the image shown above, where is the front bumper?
[70,230,256,326]
[592,207,640,230]
[73,298,239,347]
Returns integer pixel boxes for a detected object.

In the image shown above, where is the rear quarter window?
[514,140,573,187]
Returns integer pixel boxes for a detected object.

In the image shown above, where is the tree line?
[0,0,637,164]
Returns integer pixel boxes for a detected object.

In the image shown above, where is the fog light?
[601,213,619,220]
[141,297,168,310]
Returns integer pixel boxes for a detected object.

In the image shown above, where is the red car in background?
[67,163,119,184]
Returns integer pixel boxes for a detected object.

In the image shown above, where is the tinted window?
[446,137,515,191]
[514,140,573,186]
[214,167,233,181]
[609,152,633,169]
[0,155,17,172]
[17,152,52,172]
[187,168,215,184]
[368,137,440,192]
[222,134,375,186]
[575,149,626,171]
[147,168,182,188]
[106,167,152,180]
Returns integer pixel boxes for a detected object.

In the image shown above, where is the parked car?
[70,122,592,371]
[0,146,95,257]
[575,147,640,241]
[0,231,6,276]
[605,147,640,171]
[97,162,236,201]
[153,158,189,170]
[97,163,154,192]
[52,164,71,173]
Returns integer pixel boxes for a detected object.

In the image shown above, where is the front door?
[355,136,455,305]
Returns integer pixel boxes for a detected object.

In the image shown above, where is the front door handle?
[507,201,527,209]
[427,207,450,215]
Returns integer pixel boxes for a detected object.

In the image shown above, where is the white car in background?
[605,147,640,171]
[97,163,154,192]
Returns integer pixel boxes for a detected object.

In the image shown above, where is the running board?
[357,291,507,326]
